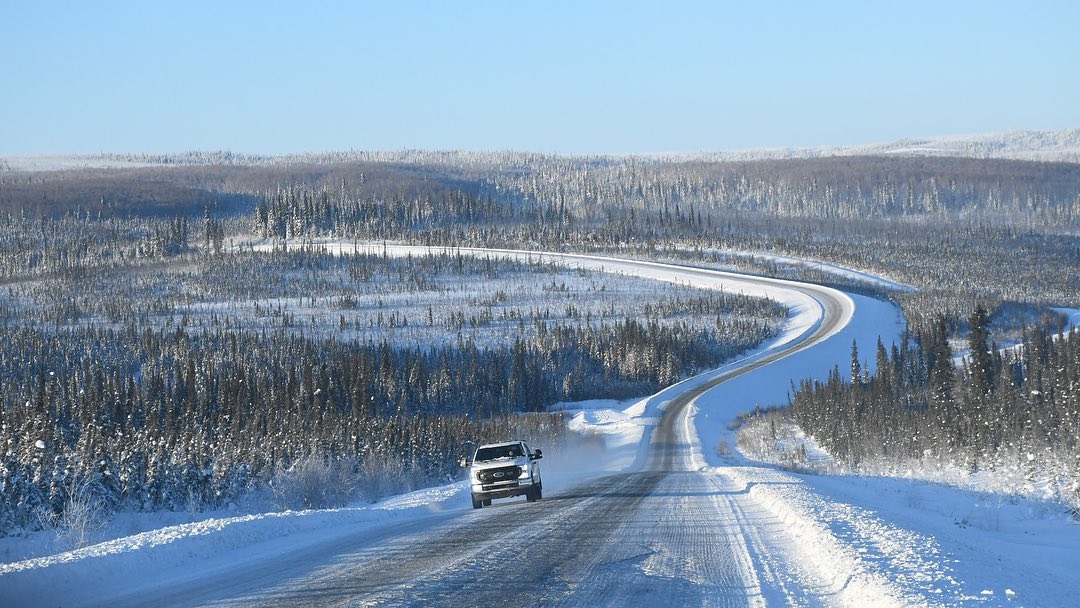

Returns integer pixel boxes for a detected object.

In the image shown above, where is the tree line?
[0,302,774,534]
[787,305,1079,509]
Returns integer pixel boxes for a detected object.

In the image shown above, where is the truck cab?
[461,440,543,509]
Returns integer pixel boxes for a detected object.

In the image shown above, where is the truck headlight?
[518,466,530,479]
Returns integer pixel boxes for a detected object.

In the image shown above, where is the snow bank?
[719,466,978,607]
[0,483,467,605]
[804,472,1080,605]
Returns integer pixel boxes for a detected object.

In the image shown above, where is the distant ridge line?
[2,128,1078,171]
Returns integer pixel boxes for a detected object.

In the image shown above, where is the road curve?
[111,249,856,607]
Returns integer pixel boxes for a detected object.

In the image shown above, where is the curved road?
[112,251,855,607]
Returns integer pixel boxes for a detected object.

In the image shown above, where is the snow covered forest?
[0,236,784,535]
[785,307,1079,511]
[1,148,1078,539]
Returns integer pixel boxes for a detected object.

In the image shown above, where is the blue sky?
[3,1,1078,154]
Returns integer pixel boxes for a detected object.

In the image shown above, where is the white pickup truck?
[460,440,543,509]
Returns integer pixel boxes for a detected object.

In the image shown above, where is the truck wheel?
[482,499,491,506]
[526,487,538,502]
[472,495,483,509]
[536,483,543,500]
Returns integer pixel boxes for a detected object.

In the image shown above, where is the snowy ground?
[253,241,834,349]
[3,248,783,351]
[3,249,1078,607]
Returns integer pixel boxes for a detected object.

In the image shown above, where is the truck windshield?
[474,444,524,461]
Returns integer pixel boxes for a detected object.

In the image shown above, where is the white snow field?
[2,247,1078,607]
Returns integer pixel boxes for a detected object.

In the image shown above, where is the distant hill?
[2,130,1079,220]
[664,128,1080,164]
[3,129,1079,173]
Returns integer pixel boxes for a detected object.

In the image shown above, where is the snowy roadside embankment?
[805,472,1080,605]
[720,466,971,607]
[0,483,465,605]
[719,459,1080,605]
[559,397,654,470]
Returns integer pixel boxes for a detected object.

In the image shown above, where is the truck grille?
[477,465,521,482]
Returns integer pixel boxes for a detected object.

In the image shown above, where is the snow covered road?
[5,247,1077,606]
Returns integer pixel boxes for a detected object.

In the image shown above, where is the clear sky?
[3,1,1078,155]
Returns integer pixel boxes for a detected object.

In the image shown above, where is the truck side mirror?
[458,457,470,468]
[531,449,542,460]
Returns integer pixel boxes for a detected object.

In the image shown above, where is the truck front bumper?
[472,477,536,500]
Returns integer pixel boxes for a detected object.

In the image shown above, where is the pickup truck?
[460,440,543,509]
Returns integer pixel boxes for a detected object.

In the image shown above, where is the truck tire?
[472,495,483,509]
[482,499,491,506]
[526,487,538,502]
[536,483,543,500]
